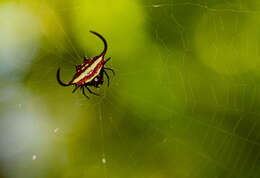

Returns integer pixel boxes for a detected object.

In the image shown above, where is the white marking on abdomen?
[73,57,103,83]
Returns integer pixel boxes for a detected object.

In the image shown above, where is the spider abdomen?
[75,60,106,85]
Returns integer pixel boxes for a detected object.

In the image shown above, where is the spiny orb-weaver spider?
[57,31,114,98]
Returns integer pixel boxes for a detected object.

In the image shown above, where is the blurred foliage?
[0,0,260,178]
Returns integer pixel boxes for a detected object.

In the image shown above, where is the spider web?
[0,0,260,178]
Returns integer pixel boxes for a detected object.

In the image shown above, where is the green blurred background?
[0,0,260,177]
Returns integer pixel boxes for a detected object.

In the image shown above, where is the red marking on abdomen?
[76,60,105,85]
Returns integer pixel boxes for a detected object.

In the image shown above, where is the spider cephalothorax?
[57,31,114,98]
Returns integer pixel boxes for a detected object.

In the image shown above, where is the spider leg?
[82,86,89,99]
[105,57,111,62]
[104,70,110,87]
[72,85,80,93]
[104,67,115,75]
[85,86,100,96]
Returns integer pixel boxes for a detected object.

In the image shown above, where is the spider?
[56,31,114,98]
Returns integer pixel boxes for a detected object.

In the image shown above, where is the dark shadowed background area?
[0,0,260,177]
